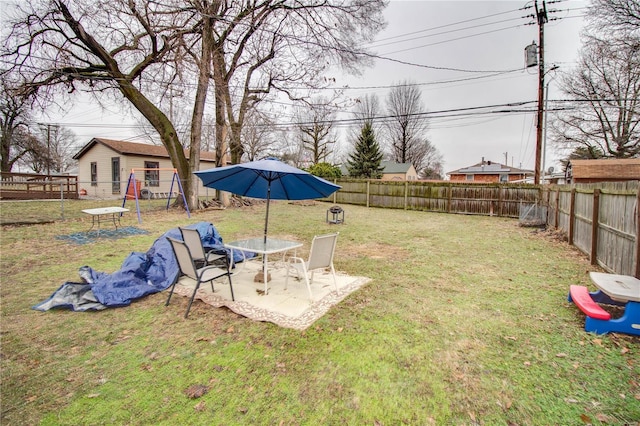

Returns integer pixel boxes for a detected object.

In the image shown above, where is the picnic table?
[568,272,640,336]
[82,207,129,236]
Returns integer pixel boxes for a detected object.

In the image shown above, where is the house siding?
[78,143,123,197]
[381,172,408,181]
[447,159,533,183]
[449,173,527,183]
[77,142,217,198]
[380,164,419,181]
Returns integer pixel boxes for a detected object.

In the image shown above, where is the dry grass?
[1,200,639,425]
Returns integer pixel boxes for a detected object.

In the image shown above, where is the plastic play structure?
[122,168,190,223]
[568,272,640,336]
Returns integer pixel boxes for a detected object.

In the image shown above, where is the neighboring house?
[447,158,533,183]
[73,138,218,198]
[566,158,640,184]
[380,161,419,181]
[339,161,418,180]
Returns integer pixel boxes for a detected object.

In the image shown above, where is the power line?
[27,100,549,129]
[369,6,526,45]
[371,17,524,50]
[0,55,525,91]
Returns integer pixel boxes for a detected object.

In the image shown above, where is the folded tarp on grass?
[33,222,248,311]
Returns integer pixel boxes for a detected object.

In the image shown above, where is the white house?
[73,138,218,198]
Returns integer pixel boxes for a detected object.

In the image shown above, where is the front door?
[111,157,120,194]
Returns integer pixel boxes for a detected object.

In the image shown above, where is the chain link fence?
[0,178,210,224]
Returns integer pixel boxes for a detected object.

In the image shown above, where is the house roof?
[381,161,414,174]
[73,138,217,162]
[447,160,533,175]
[569,158,640,179]
[338,161,414,176]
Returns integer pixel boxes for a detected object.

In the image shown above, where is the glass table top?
[225,237,302,254]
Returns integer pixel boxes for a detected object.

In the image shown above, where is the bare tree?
[201,114,218,153]
[0,80,33,172]
[353,93,382,127]
[243,109,275,162]
[3,0,387,208]
[207,0,386,164]
[20,125,78,174]
[417,143,444,180]
[385,81,442,175]
[588,0,640,34]
[271,129,305,168]
[385,82,427,164]
[296,100,337,165]
[2,0,202,207]
[551,34,640,158]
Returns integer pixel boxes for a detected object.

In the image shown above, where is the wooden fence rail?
[542,181,639,278]
[328,178,639,278]
[0,172,79,200]
[329,179,540,218]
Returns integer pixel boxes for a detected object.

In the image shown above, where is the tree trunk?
[55,1,194,210]
[229,122,245,164]
[118,82,191,208]
[188,10,215,210]
[211,43,230,206]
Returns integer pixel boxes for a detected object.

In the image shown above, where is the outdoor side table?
[82,207,129,236]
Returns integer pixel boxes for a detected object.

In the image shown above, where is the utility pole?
[534,0,547,185]
[46,124,51,178]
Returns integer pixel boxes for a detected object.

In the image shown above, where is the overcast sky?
[337,0,588,175]
[15,0,589,176]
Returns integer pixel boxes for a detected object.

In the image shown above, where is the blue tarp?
[33,222,247,311]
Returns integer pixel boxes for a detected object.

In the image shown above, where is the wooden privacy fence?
[327,179,540,218]
[327,178,640,277]
[0,172,79,200]
[543,181,640,277]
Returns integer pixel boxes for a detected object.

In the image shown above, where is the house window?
[144,161,160,187]
[465,174,474,181]
[111,157,120,194]
[499,174,508,183]
[90,162,97,186]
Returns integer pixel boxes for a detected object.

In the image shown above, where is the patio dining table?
[225,238,303,295]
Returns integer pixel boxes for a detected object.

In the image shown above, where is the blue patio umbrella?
[195,158,341,243]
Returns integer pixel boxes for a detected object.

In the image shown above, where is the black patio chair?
[166,237,234,318]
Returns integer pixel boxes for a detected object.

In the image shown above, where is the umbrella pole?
[264,184,271,245]
[262,184,271,292]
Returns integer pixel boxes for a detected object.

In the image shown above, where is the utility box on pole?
[525,41,538,68]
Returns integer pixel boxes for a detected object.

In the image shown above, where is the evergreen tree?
[347,122,384,178]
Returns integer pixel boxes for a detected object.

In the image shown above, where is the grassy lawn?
[1,200,638,425]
